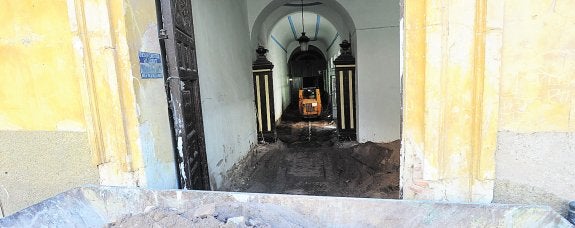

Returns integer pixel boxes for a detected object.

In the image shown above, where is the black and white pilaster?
[252,46,276,142]
[334,40,357,141]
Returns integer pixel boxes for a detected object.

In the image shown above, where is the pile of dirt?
[223,138,401,199]
[106,202,317,228]
[329,140,401,198]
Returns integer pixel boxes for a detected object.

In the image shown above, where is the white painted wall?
[191,0,258,189]
[355,27,401,142]
[267,38,290,120]
[341,0,401,143]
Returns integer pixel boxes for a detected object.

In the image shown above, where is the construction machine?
[298,87,322,118]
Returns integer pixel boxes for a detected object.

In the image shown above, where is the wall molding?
[67,0,143,186]
[401,0,504,202]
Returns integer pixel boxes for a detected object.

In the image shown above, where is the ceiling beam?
[271,35,288,53]
[287,15,298,40]
[314,15,321,40]
[326,32,340,52]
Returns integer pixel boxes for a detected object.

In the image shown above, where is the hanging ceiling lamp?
[296,0,310,52]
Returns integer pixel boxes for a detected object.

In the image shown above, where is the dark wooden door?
[159,0,210,190]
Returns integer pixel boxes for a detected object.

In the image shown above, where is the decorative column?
[334,40,357,141]
[252,46,276,142]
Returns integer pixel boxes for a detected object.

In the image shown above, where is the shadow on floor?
[222,105,401,199]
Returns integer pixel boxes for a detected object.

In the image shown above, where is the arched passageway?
[287,45,328,109]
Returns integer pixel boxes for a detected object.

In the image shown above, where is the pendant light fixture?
[296,0,310,52]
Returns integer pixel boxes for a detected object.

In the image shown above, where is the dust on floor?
[222,115,401,199]
[106,202,317,227]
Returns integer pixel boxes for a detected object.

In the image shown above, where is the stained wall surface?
[1,0,257,213]
[401,0,574,218]
[123,0,178,189]
[0,132,99,216]
[0,0,99,217]
[493,0,575,216]
[401,0,504,203]
[494,132,575,217]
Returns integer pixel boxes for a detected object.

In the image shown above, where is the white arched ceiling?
[269,11,339,57]
[250,0,355,59]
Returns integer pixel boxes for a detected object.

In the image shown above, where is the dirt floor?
[223,106,401,199]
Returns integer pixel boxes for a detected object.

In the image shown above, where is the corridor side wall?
[267,37,291,121]
[493,0,575,217]
[191,0,258,189]
[344,0,402,143]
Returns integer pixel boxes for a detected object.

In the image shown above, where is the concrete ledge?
[0,185,572,227]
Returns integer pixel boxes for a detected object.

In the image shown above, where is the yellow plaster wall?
[67,0,176,187]
[492,0,575,216]
[66,0,148,185]
[499,0,575,132]
[0,1,103,216]
[402,0,573,204]
[0,0,154,188]
[401,0,503,203]
[0,0,177,209]
[0,131,99,217]
[0,0,86,131]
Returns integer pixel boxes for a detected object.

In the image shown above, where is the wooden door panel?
[175,31,197,77]
[172,0,194,37]
[160,0,209,190]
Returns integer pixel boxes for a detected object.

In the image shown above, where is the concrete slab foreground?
[0,185,572,227]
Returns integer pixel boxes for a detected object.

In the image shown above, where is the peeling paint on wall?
[124,0,179,189]
[492,0,575,216]
[401,0,502,203]
[177,136,187,187]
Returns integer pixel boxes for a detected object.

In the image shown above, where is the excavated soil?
[223,107,401,199]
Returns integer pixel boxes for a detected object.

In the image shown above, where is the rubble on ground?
[106,202,317,228]
[223,112,401,199]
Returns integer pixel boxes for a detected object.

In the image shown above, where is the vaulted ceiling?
[250,0,355,58]
[269,11,340,54]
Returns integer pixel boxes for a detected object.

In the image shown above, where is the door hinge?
[159,29,168,39]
